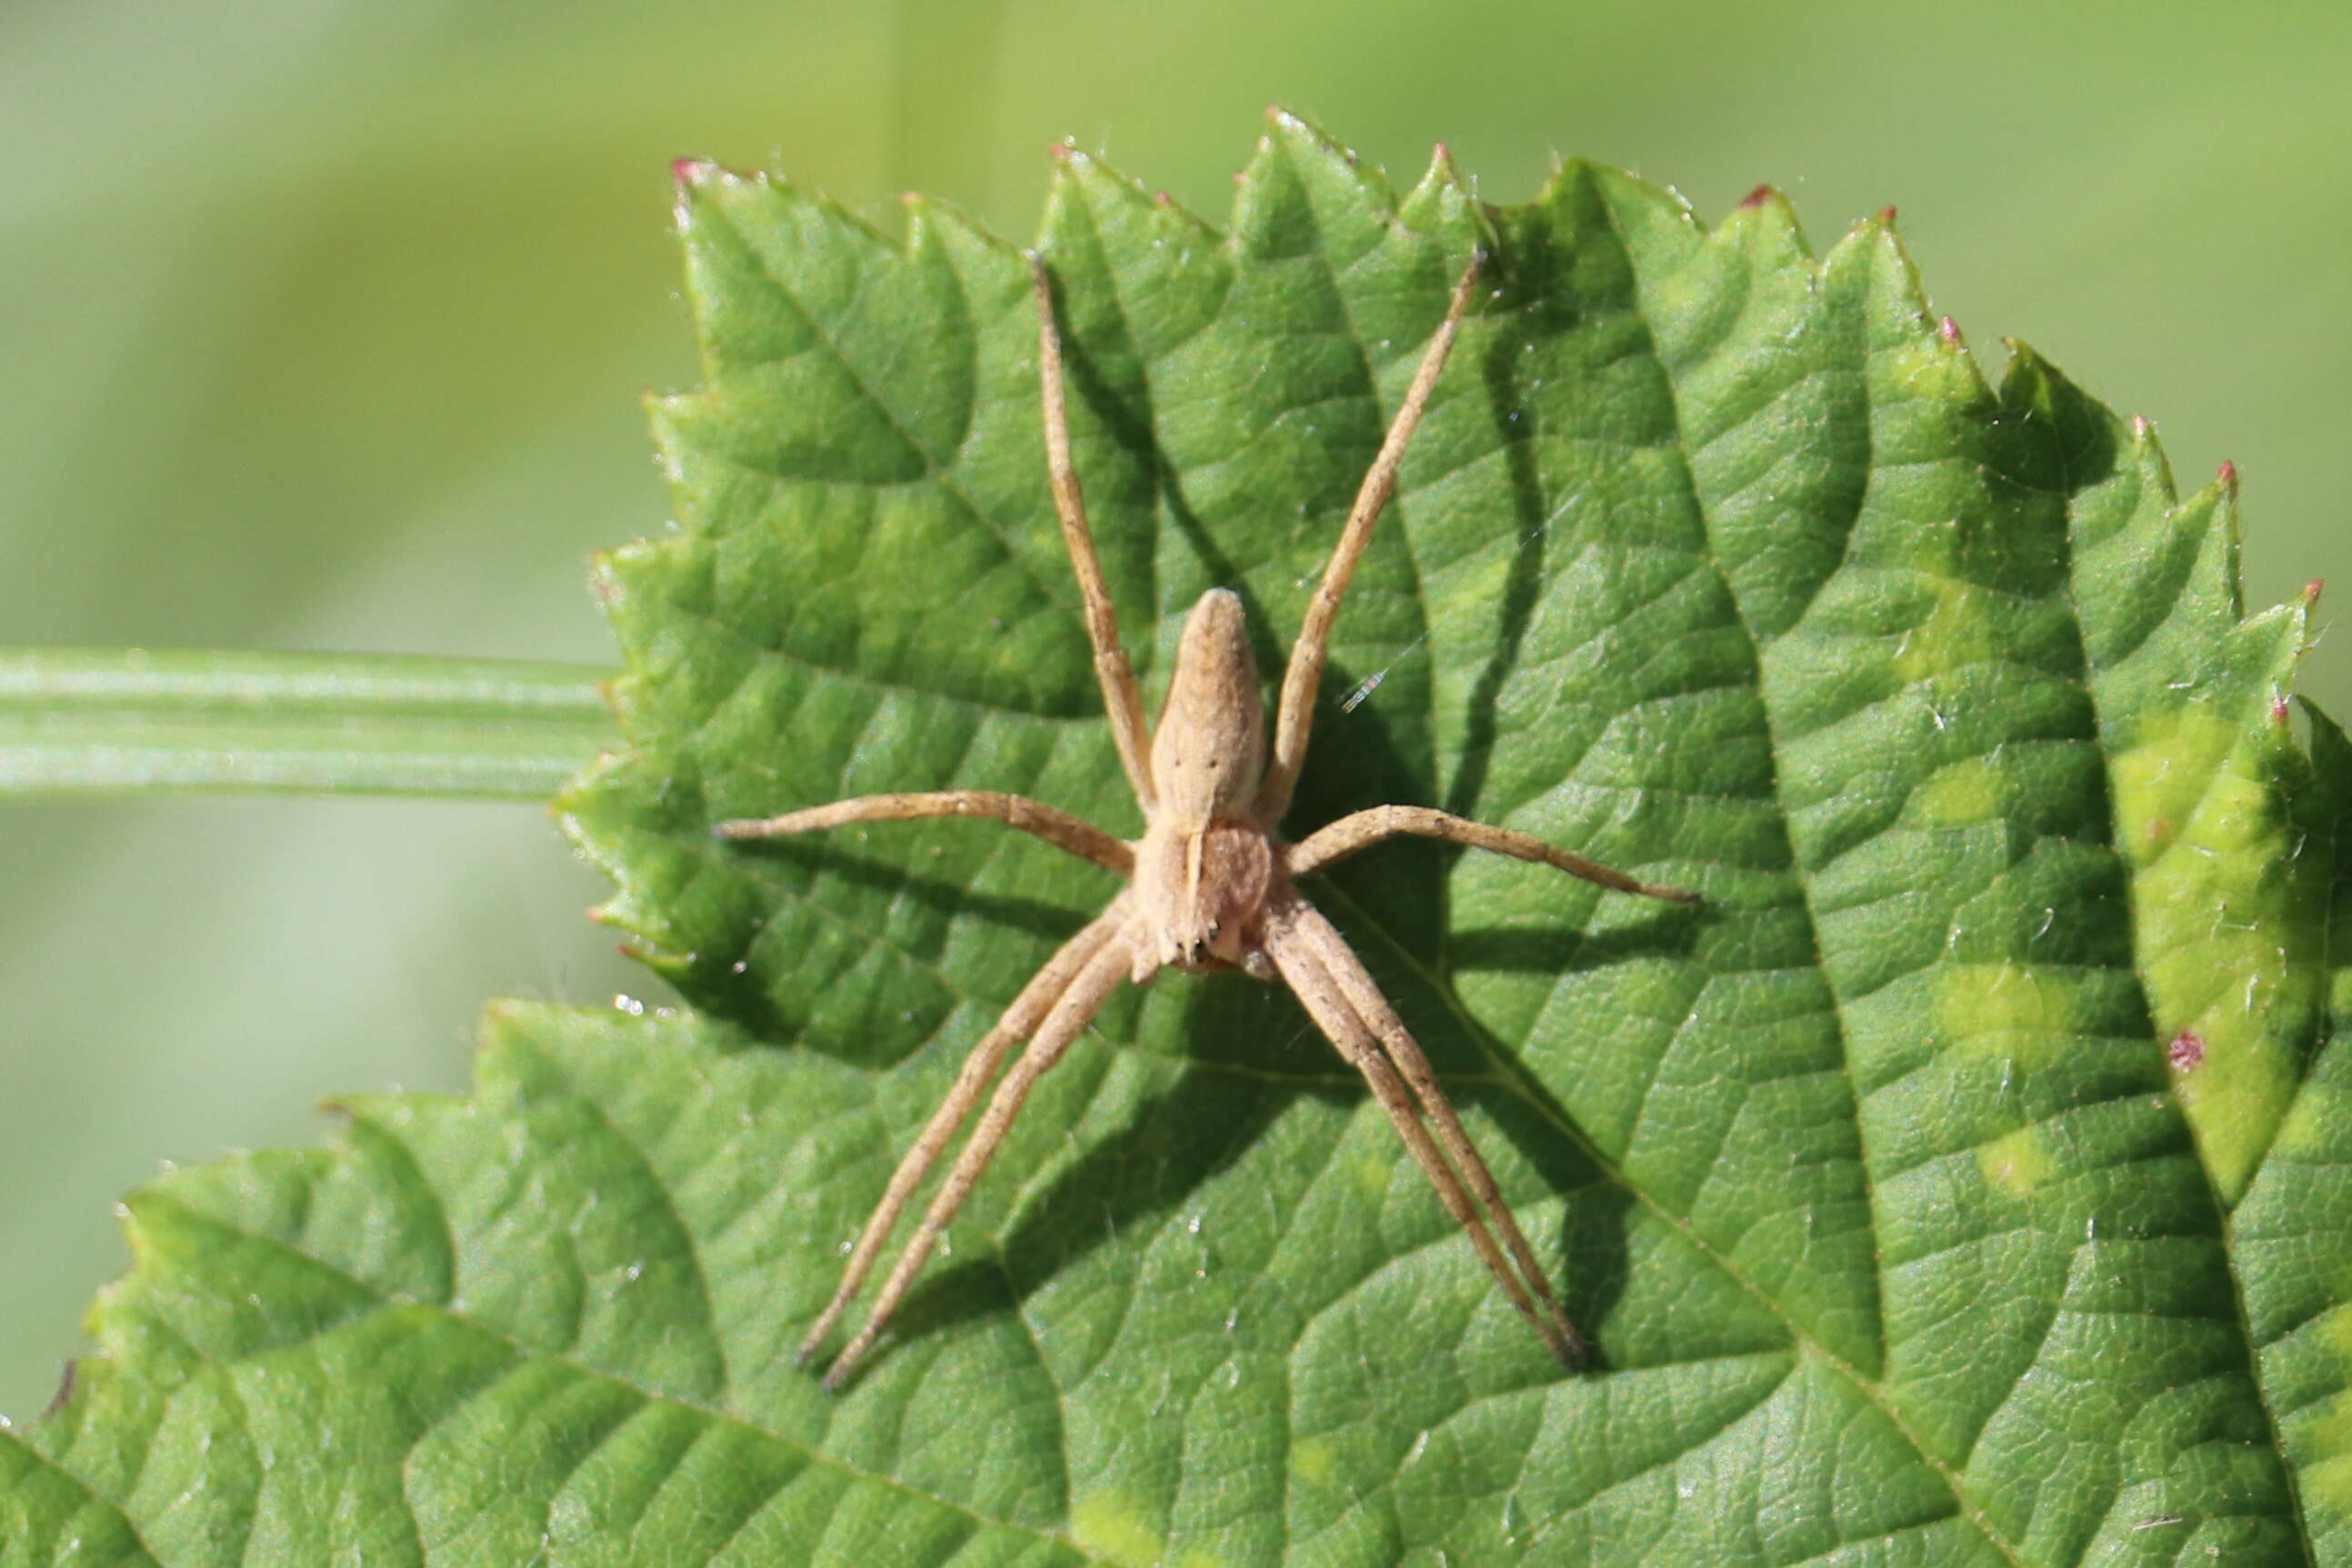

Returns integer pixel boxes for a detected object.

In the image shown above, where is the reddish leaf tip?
[2132,414,2152,439]
[2168,1031,2206,1072]
[2219,459,2239,492]
[1737,182,1777,209]
[2273,691,2294,726]
[670,157,716,185]
[1877,204,1898,224]
[1938,315,1963,344]
[2306,577,2326,604]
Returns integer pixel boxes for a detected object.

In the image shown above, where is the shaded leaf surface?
[8,116,2351,1566]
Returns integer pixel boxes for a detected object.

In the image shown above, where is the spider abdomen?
[1148,588,1266,825]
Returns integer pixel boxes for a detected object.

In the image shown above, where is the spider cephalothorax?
[718,250,1697,1389]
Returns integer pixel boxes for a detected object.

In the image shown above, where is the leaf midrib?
[1440,180,2034,1564]
[1315,874,2032,1568]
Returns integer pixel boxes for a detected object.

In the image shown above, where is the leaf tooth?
[1401,138,1468,214]
[1714,177,1815,265]
[1261,102,1361,170]
[677,177,907,385]
[1867,214,1929,316]
[1994,335,2070,420]
[668,157,723,229]
[1047,138,1211,240]
[666,156,736,223]
[1237,105,1404,264]
[1819,205,1939,353]
[1396,143,1483,253]
[897,188,1013,275]
[1567,160,1716,308]
[694,168,906,288]
[2197,456,2248,617]
[2139,474,2238,643]
[2124,409,2180,488]
[1727,180,1796,225]
[1041,142,1229,353]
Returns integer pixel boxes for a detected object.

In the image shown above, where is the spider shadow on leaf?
[1445,225,1569,827]
[1288,881,1699,1369]
[869,893,1684,1373]
[672,833,1114,1057]
[1444,910,1705,977]
[726,833,1102,948]
[875,986,1341,1353]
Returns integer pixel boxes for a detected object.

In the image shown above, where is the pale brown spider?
[719,254,1698,1390]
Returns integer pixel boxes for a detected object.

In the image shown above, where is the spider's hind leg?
[1262,898,1581,1366]
[796,907,1127,1372]
[817,929,1136,1390]
[1302,904,1578,1352]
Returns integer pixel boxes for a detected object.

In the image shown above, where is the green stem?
[0,648,619,801]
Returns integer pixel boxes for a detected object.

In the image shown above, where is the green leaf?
[10,114,2352,1565]
[0,648,617,799]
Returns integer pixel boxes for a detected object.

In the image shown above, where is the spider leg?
[821,934,1135,1390]
[1287,804,1695,902]
[1256,258,1483,826]
[1262,899,1580,1365]
[1033,257,1156,810]
[798,905,1127,1368]
[717,789,1133,874]
[1283,899,1581,1363]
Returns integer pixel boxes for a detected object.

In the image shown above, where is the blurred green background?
[4,0,2347,1420]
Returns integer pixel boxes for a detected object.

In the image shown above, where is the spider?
[718,253,1699,1390]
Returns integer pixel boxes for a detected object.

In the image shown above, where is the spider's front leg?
[716,789,1133,874]
[1255,256,1484,826]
